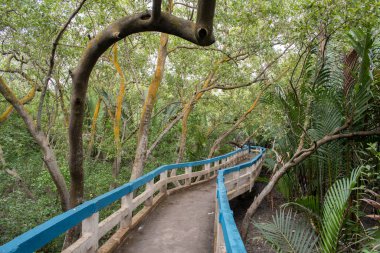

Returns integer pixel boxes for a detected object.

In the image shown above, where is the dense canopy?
[1,0,379,252]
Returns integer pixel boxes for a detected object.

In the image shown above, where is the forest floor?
[231,182,285,253]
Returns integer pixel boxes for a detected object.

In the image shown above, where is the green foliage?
[0,0,379,251]
[256,168,362,253]
[254,209,319,253]
[320,167,362,253]
[282,196,321,232]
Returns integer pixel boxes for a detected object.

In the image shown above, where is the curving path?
[115,181,216,253]
[115,155,254,253]
[0,148,263,253]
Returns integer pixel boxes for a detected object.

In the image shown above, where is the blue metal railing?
[216,146,265,253]
[0,147,249,253]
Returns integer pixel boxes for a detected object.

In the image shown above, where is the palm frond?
[320,167,362,253]
[254,209,319,253]
[282,195,322,232]
[347,29,375,125]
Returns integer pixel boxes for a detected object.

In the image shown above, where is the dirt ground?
[231,182,285,253]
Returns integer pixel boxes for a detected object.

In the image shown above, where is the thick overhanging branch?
[69,2,216,208]
[196,0,216,42]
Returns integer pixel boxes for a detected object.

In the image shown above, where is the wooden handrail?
[214,147,266,253]
[0,147,249,253]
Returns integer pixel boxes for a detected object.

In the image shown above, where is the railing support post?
[82,212,99,253]
[185,166,192,186]
[170,168,180,187]
[160,171,167,194]
[205,163,211,179]
[249,163,257,191]
[233,171,239,191]
[120,193,133,228]
[145,180,154,207]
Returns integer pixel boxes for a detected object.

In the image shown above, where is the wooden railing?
[214,147,265,253]
[0,147,251,253]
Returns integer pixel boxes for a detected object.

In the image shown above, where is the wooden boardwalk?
[115,181,216,253]
[0,148,265,253]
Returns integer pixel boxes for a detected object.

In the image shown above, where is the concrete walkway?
[115,181,216,253]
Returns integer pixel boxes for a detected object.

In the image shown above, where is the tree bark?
[0,76,70,211]
[0,85,36,123]
[112,43,127,183]
[130,32,169,180]
[87,97,101,157]
[177,69,217,163]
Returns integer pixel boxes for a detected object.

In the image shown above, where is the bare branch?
[167,45,235,59]
[174,2,196,9]
[146,111,184,160]
[198,78,266,93]
[0,76,70,211]
[5,168,36,200]
[37,0,88,130]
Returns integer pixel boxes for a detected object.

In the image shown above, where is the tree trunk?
[36,0,88,130]
[0,144,5,167]
[87,97,101,157]
[240,164,288,239]
[130,32,169,180]
[146,111,183,160]
[0,76,70,211]
[56,79,70,127]
[112,43,127,184]
[176,70,216,163]
[176,104,192,163]
[0,85,36,123]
